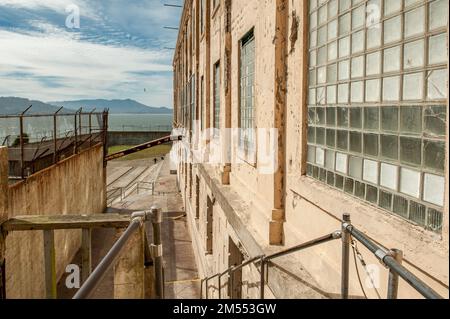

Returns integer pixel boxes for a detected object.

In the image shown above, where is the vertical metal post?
[200,279,204,299]
[53,107,63,164]
[387,249,403,299]
[81,228,92,283]
[341,213,351,299]
[19,115,24,179]
[228,268,234,299]
[43,229,57,299]
[74,112,78,154]
[151,206,164,299]
[260,257,265,299]
[218,275,222,299]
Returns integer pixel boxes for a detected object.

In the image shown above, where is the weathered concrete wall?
[107,131,171,147]
[3,144,106,298]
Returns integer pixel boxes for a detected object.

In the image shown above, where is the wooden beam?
[81,228,92,283]
[43,229,57,299]
[2,214,131,232]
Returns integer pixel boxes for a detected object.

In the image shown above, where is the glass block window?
[239,30,256,151]
[307,0,448,233]
[213,61,221,135]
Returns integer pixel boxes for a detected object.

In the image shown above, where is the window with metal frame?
[239,29,256,152]
[214,61,221,136]
[306,0,448,233]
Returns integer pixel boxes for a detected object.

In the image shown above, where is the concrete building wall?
[173,0,449,299]
[107,131,171,147]
[2,144,106,298]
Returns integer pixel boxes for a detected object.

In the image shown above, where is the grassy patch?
[108,144,172,161]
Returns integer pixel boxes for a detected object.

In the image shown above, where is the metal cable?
[351,239,368,299]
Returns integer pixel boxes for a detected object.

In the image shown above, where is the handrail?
[73,211,152,299]
[343,221,443,300]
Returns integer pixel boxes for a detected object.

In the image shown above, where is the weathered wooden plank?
[43,229,57,299]
[2,214,131,232]
[81,228,92,283]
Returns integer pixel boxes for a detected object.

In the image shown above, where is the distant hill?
[0,97,73,115]
[48,99,172,114]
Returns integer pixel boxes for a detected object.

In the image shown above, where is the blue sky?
[0,0,182,107]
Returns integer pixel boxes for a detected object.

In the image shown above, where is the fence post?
[387,249,403,299]
[151,206,164,299]
[205,278,209,299]
[341,213,351,299]
[260,257,265,299]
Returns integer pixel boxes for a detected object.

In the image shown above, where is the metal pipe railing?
[73,211,152,299]
[343,221,443,300]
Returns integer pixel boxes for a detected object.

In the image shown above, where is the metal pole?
[260,257,265,299]
[200,279,204,299]
[151,206,164,299]
[387,249,403,299]
[53,107,63,164]
[341,213,351,299]
[19,115,24,179]
[205,278,209,299]
[228,267,235,299]
[218,274,222,299]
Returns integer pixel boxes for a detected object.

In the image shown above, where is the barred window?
[214,61,221,135]
[307,0,448,232]
[239,30,256,151]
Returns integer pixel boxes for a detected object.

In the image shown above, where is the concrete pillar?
[113,226,145,299]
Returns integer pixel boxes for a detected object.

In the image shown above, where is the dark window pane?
[337,107,349,127]
[400,106,422,135]
[350,131,362,153]
[381,106,399,132]
[350,107,362,128]
[393,196,409,218]
[424,106,446,137]
[400,137,422,166]
[308,108,316,125]
[337,130,349,150]
[355,181,365,199]
[327,171,335,186]
[319,168,327,182]
[317,107,326,125]
[366,185,378,203]
[364,134,379,156]
[307,164,314,177]
[344,178,354,194]
[335,174,344,189]
[427,208,443,233]
[409,201,426,226]
[379,190,393,211]
[423,140,445,172]
[380,135,399,160]
[326,129,336,147]
[316,127,325,145]
[364,107,379,130]
[327,107,336,126]
[308,127,316,143]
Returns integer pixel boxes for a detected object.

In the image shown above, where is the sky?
[0,0,182,107]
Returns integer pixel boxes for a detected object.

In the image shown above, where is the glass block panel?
[381,106,399,132]
[380,163,398,190]
[316,147,325,166]
[318,66,327,83]
[344,178,355,194]
[352,30,365,54]
[319,168,327,182]
[363,159,379,184]
[327,64,337,84]
[364,134,379,156]
[366,51,381,75]
[350,131,362,153]
[423,173,445,206]
[383,76,400,101]
[352,5,366,29]
[308,127,316,143]
[427,208,443,232]
[429,0,449,30]
[327,85,337,103]
[380,135,399,160]
[351,81,364,102]
[318,86,325,105]
[405,6,425,38]
[384,16,402,44]
[379,190,393,210]
[318,46,327,65]
[310,50,317,67]
[338,83,349,103]
[350,108,362,129]
[309,89,316,104]
[318,26,327,46]
[355,181,366,199]
[338,60,350,80]
[318,5,328,25]
[316,107,326,124]
[337,130,349,150]
[367,23,382,49]
[339,36,351,57]
[429,33,447,65]
[403,73,424,100]
[310,11,318,31]
[309,70,316,86]
[328,41,338,60]
[423,140,445,172]
[349,156,363,179]
[310,30,317,48]
[427,69,448,100]
[327,171,335,186]
[329,0,339,18]
[384,46,401,73]
[326,129,336,147]
[404,39,425,69]
[364,107,379,130]
[366,185,378,204]
[316,127,325,145]
[325,149,335,170]
[326,107,336,126]
[339,13,351,35]
[307,164,314,176]
[400,106,422,134]
[328,19,338,40]
[409,202,426,225]
[351,56,364,78]
[308,108,316,124]
[307,146,316,163]
[366,79,381,102]
[337,107,349,127]
[400,137,422,166]
[340,0,351,13]
[384,0,402,15]
[393,196,409,218]
[335,174,345,189]
[310,0,317,13]
[400,167,421,198]
[405,0,422,8]
[336,153,348,174]
[424,105,446,137]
